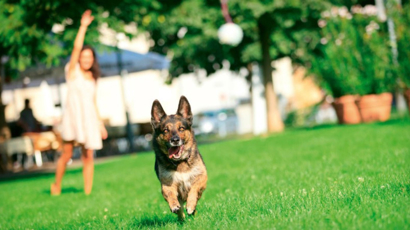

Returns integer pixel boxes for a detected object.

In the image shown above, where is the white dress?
[61,64,102,150]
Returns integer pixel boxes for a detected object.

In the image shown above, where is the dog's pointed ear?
[176,96,193,125]
[151,100,167,129]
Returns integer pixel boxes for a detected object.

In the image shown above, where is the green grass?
[1,119,409,229]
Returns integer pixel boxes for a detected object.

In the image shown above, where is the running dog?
[151,96,207,220]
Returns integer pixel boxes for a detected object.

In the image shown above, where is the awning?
[3,45,169,90]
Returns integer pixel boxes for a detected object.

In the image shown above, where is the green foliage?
[392,4,410,88]
[138,0,328,77]
[1,0,388,82]
[311,6,396,98]
[0,0,152,77]
[0,1,88,73]
[0,120,409,229]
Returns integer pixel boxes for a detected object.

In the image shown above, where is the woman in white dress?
[51,10,108,195]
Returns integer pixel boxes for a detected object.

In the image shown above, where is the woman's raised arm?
[66,10,94,80]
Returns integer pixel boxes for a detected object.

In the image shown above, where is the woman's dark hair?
[81,45,100,81]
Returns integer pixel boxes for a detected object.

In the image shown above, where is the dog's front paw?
[186,207,196,216]
[170,205,181,214]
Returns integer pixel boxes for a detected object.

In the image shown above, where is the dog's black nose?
[171,136,180,144]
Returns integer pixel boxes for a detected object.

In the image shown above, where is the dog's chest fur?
[158,164,202,199]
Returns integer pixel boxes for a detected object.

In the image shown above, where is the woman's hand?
[100,123,108,140]
[81,10,94,27]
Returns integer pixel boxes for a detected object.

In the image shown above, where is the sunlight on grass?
[0,120,409,229]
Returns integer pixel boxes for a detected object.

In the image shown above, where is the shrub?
[311,5,396,98]
[392,4,410,88]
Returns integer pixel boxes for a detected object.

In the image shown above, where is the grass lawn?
[0,119,409,229]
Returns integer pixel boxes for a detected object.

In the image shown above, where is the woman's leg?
[81,147,94,195]
[51,142,73,195]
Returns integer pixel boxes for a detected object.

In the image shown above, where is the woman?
[51,10,108,195]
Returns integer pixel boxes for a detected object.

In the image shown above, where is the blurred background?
[0,0,409,174]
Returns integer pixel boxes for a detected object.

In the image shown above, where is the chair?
[0,131,63,172]
[0,136,36,171]
[22,131,63,167]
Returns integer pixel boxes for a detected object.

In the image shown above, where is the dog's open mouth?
[168,145,184,159]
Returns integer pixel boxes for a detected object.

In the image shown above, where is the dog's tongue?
[168,146,180,158]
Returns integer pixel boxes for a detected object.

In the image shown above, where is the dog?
[151,96,207,220]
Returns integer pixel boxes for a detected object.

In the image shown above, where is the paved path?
[0,155,122,181]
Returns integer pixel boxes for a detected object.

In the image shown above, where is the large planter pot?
[332,95,361,124]
[356,93,393,123]
[404,89,410,114]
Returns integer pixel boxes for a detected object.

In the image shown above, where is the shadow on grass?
[133,215,182,228]
[373,117,410,126]
[290,116,410,131]
[43,186,82,195]
[0,168,83,183]
[296,123,340,131]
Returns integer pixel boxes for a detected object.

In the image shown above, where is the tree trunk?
[246,63,253,100]
[258,23,284,133]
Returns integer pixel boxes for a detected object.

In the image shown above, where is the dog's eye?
[179,127,185,132]
[163,128,169,133]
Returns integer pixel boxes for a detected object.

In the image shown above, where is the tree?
[1,0,338,134]
[123,0,328,132]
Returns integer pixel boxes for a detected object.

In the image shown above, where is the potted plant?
[311,6,365,124]
[312,5,395,123]
[353,14,395,122]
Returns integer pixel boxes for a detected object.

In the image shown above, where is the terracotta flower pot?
[404,89,410,114]
[356,93,393,123]
[332,95,361,124]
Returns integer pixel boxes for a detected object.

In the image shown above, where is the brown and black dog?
[151,96,207,220]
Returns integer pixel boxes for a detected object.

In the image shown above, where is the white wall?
[2,69,251,127]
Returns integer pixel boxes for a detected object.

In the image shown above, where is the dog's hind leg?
[186,175,207,215]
